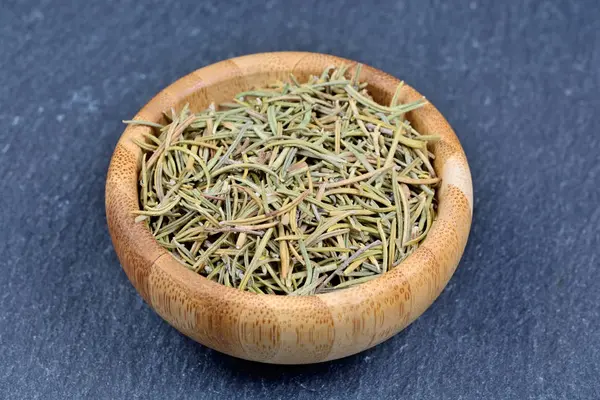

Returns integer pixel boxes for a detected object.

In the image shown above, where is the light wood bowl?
[106,52,473,364]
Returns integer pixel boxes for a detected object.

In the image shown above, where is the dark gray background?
[1,0,598,399]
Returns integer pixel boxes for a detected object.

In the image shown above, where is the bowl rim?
[105,51,473,363]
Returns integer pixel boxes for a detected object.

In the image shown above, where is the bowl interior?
[131,53,444,283]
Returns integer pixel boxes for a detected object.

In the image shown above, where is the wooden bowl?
[106,52,473,364]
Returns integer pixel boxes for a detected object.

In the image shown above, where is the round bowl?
[105,52,473,364]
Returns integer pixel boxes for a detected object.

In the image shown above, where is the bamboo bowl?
[106,52,473,364]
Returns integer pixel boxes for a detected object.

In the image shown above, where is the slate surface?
[1,0,599,398]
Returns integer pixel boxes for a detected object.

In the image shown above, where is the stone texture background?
[1,0,598,398]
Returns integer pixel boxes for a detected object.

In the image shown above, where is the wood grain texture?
[105,52,473,364]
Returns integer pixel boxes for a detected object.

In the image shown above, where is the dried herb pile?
[127,65,439,295]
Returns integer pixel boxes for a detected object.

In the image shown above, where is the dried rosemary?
[126,65,439,295]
